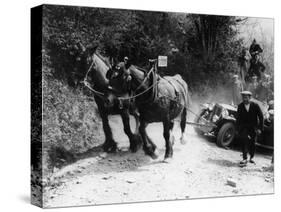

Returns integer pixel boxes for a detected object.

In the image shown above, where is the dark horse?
[106,61,191,161]
[82,47,142,153]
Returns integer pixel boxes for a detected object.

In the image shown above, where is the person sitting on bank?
[249,39,263,58]
[236,91,264,166]
[248,54,265,81]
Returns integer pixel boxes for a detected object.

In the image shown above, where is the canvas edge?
[31,4,43,208]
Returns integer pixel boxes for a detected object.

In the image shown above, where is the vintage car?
[194,100,273,149]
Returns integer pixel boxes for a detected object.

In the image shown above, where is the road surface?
[43,116,274,208]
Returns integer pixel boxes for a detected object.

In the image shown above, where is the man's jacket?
[236,101,264,131]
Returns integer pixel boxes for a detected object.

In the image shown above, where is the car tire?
[216,122,236,147]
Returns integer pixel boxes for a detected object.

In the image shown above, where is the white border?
[0,0,279,212]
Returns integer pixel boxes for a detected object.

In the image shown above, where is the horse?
[81,46,142,153]
[106,61,191,161]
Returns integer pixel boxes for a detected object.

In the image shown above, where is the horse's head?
[107,61,132,95]
[82,45,112,89]
[103,61,133,108]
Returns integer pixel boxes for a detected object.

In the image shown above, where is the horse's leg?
[180,108,188,145]
[95,98,117,153]
[121,110,142,153]
[132,110,140,134]
[139,119,158,159]
[163,116,173,160]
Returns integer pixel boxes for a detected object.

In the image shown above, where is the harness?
[122,62,159,104]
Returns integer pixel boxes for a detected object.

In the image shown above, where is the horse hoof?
[129,135,143,153]
[151,153,158,160]
[163,157,173,163]
[180,134,187,145]
[148,151,158,160]
[103,141,117,153]
[130,144,141,153]
[108,146,117,153]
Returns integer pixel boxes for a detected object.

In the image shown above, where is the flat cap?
[240,91,252,96]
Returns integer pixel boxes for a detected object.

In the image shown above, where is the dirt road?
[43,117,273,208]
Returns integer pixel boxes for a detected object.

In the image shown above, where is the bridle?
[83,55,106,98]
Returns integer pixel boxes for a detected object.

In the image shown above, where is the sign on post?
[158,56,168,67]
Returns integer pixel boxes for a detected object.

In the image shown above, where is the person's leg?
[249,131,257,163]
[240,129,248,165]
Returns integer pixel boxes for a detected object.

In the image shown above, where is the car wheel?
[216,122,236,147]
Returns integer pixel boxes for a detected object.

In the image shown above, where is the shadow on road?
[207,158,239,168]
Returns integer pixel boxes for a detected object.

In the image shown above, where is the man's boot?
[239,159,247,167]
[249,157,256,164]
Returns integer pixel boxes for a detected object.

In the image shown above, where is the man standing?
[236,91,264,166]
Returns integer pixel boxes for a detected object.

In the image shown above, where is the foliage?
[42,63,104,172]
[43,5,246,91]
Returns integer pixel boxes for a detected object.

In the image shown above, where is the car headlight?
[221,108,229,118]
[202,103,214,111]
[212,114,219,122]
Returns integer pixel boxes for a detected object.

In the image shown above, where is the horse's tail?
[179,75,192,109]
[185,84,192,109]
[180,78,191,144]
[180,106,187,133]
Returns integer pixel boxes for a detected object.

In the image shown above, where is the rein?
[83,57,106,98]
[134,67,154,92]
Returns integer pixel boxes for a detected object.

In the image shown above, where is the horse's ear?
[109,57,115,67]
